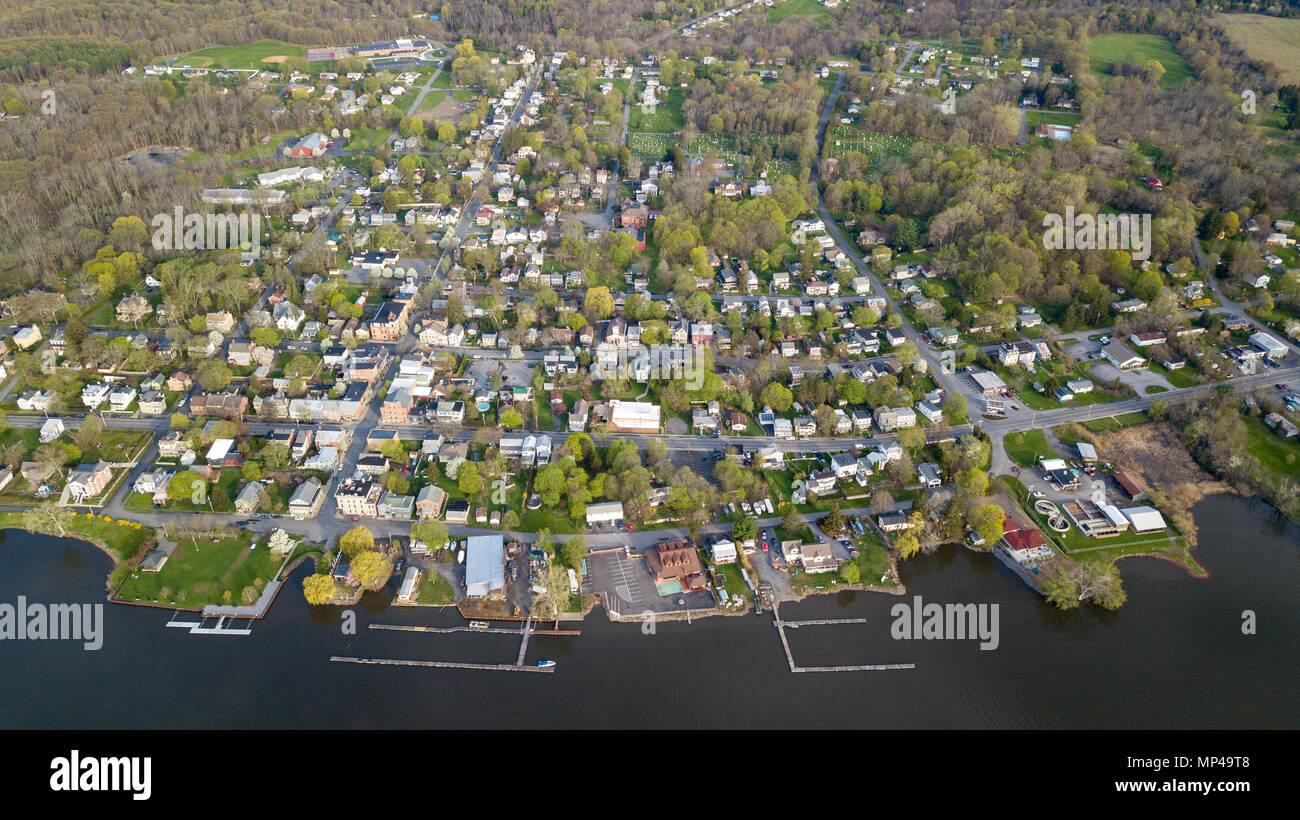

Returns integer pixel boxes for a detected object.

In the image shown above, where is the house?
[38,417,65,443]
[116,294,153,323]
[378,491,415,520]
[108,385,137,412]
[1264,412,1299,439]
[288,478,324,517]
[17,390,57,412]
[710,538,738,564]
[381,389,413,424]
[917,462,942,488]
[334,479,382,518]
[133,469,171,496]
[830,452,858,479]
[66,462,113,503]
[646,539,707,592]
[998,515,1053,563]
[20,461,56,487]
[416,484,446,519]
[434,400,465,424]
[234,482,264,513]
[800,542,838,574]
[873,406,917,432]
[81,382,112,410]
[370,300,411,341]
[806,470,837,496]
[1101,340,1145,370]
[12,326,41,350]
[190,391,248,418]
[1129,331,1166,348]
[137,390,167,415]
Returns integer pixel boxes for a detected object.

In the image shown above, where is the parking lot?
[584,548,715,615]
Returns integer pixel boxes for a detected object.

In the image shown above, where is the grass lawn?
[1026,110,1083,127]
[346,126,392,152]
[113,530,289,609]
[1147,360,1201,388]
[1003,429,1056,467]
[1089,33,1192,90]
[416,570,455,604]
[1243,414,1300,477]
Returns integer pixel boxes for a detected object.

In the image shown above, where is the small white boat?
[537,659,556,668]
[468,620,489,629]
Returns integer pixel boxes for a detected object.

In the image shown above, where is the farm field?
[178,40,307,70]
[1089,33,1192,90]
[1214,14,1300,85]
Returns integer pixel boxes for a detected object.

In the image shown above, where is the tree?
[559,535,588,570]
[896,425,925,454]
[197,361,233,392]
[499,408,524,429]
[894,530,921,559]
[781,504,802,535]
[1041,561,1127,610]
[955,468,990,497]
[941,393,967,425]
[410,521,449,552]
[458,461,483,496]
[338,525,375,557]
[821,504,846,535]
[23,500,76,538]
[840,561,861,585]
[168,470,206,505]
[731,514,757,544]
[870,489,895,514]
[966,503,1004,546]
[584,286,614,321]
[380,440,406,463]
[73,415,102,452]
[170,413,190,430]
[302,574,338,605]
[241,462,262,483]
[351,550,393,591]
[760,381,793,413]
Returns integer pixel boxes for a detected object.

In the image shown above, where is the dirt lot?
[1091,422,1233,547]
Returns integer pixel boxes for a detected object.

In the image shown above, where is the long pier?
[772,602,914,673]
[369,624,581,636]
[330,656,555,673]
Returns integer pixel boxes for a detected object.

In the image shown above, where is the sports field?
[178,40,307,69]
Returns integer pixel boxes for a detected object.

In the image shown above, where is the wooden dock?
[330,656,555,673]
[772,603,914,673]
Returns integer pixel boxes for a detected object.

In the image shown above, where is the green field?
[178,40,307,70]
[769,0,833,24]
[1089,33,1192,91]
[1003,429,1056,467]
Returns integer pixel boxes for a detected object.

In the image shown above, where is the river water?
[0,494,1295,729]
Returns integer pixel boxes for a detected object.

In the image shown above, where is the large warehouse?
[465,534,506,598]
[607,400,661,433]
